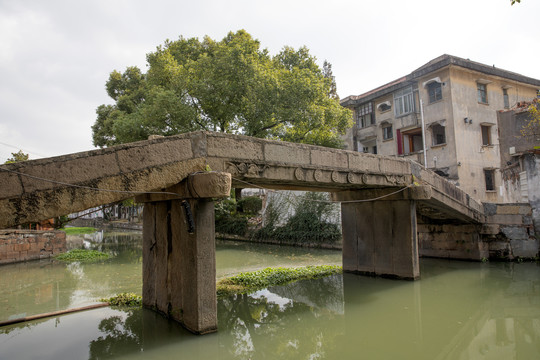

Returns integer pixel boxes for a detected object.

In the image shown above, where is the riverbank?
[216,232,342,250]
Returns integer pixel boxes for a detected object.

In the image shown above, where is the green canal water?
[0,230,539,359]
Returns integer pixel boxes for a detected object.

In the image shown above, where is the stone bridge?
[0,131,497,334]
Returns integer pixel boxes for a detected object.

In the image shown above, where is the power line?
[0,141,50,159]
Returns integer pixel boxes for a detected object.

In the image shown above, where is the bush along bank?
[253,191,342,248]
[215,191,342,248]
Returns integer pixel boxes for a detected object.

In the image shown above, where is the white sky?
[1,0,539,162]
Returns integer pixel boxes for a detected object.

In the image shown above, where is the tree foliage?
[92,30,352,148]
[4,150,29,164]
[521,98,540,144]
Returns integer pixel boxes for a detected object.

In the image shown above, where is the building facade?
[341,55,540,202]
[497,102,540,234]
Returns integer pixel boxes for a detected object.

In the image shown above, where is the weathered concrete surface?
[338,197,419,280]
[0,131,484,229]
[418,224,488,260]
[139,172,230,334]
[0,134,206,228]
[0,230,66,264]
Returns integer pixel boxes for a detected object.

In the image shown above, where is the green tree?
[521,98,540,144]
[4,150,29,164]
[92,30,352,148]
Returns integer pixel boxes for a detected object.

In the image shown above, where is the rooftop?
[341,54,540,107]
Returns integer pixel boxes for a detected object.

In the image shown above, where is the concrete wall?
[0,230,66,265]
[419,203,538,261]
[449,66,538,203]
[417,68,460,180]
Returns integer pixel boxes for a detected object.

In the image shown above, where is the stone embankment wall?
[418,223,487,260]
[419,203,538,261]
[482,203,538,259]
[0,230,66,265]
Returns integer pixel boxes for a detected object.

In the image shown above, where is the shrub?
[215,197,249,236]
[237,196,262,215]
[255,192,341,244]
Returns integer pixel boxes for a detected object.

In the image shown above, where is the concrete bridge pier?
[136,172,231,334]
[334,186,432,280]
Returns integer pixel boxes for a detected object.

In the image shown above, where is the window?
[481,125,492,146]
[484,169,495,191]
[382,124,393,140]
[394,87,414,116]
[427,82,442,103]
[503,88,509,108]
[356,103,374,128]
[477,83,488,104]
[399,128,423,155]
[431,124,446,145]
[372,146,377,155]
[362,146,369,153]
[377,102,391,112]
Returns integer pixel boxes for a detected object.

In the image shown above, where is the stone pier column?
[333,186,431,280]
[136,172,231,334]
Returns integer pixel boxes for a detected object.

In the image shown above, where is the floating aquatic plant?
[217,265,342,298]
[55,249,110,262]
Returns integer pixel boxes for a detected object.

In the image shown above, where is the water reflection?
[217,275,344,359]
[1,232,539,359]
[0,231,144,322]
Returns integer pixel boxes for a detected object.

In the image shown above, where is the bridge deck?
[0,131,484,229]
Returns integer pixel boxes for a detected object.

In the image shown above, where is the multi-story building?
[341,54,540,202]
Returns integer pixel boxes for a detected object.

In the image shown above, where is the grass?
[100,293,142,307]
[62,227,97,235]
[54,249,110,262]
[217,265,342,298]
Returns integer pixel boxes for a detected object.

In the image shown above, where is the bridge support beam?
[334,187,430,280]
[136,172,231,334]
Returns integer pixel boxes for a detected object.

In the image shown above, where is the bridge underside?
[0,131,488,334]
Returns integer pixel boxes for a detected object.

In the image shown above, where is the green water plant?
[217,265,342,298]
[62,227,97,235]
[101,293,142,307]
[54,249,110,262]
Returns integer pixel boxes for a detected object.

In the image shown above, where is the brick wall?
[0,230,66,265]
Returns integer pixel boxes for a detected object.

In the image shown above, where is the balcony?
[396,112,419,129]
[356,125,377,141]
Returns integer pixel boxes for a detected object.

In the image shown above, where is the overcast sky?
[1,0,539,162]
